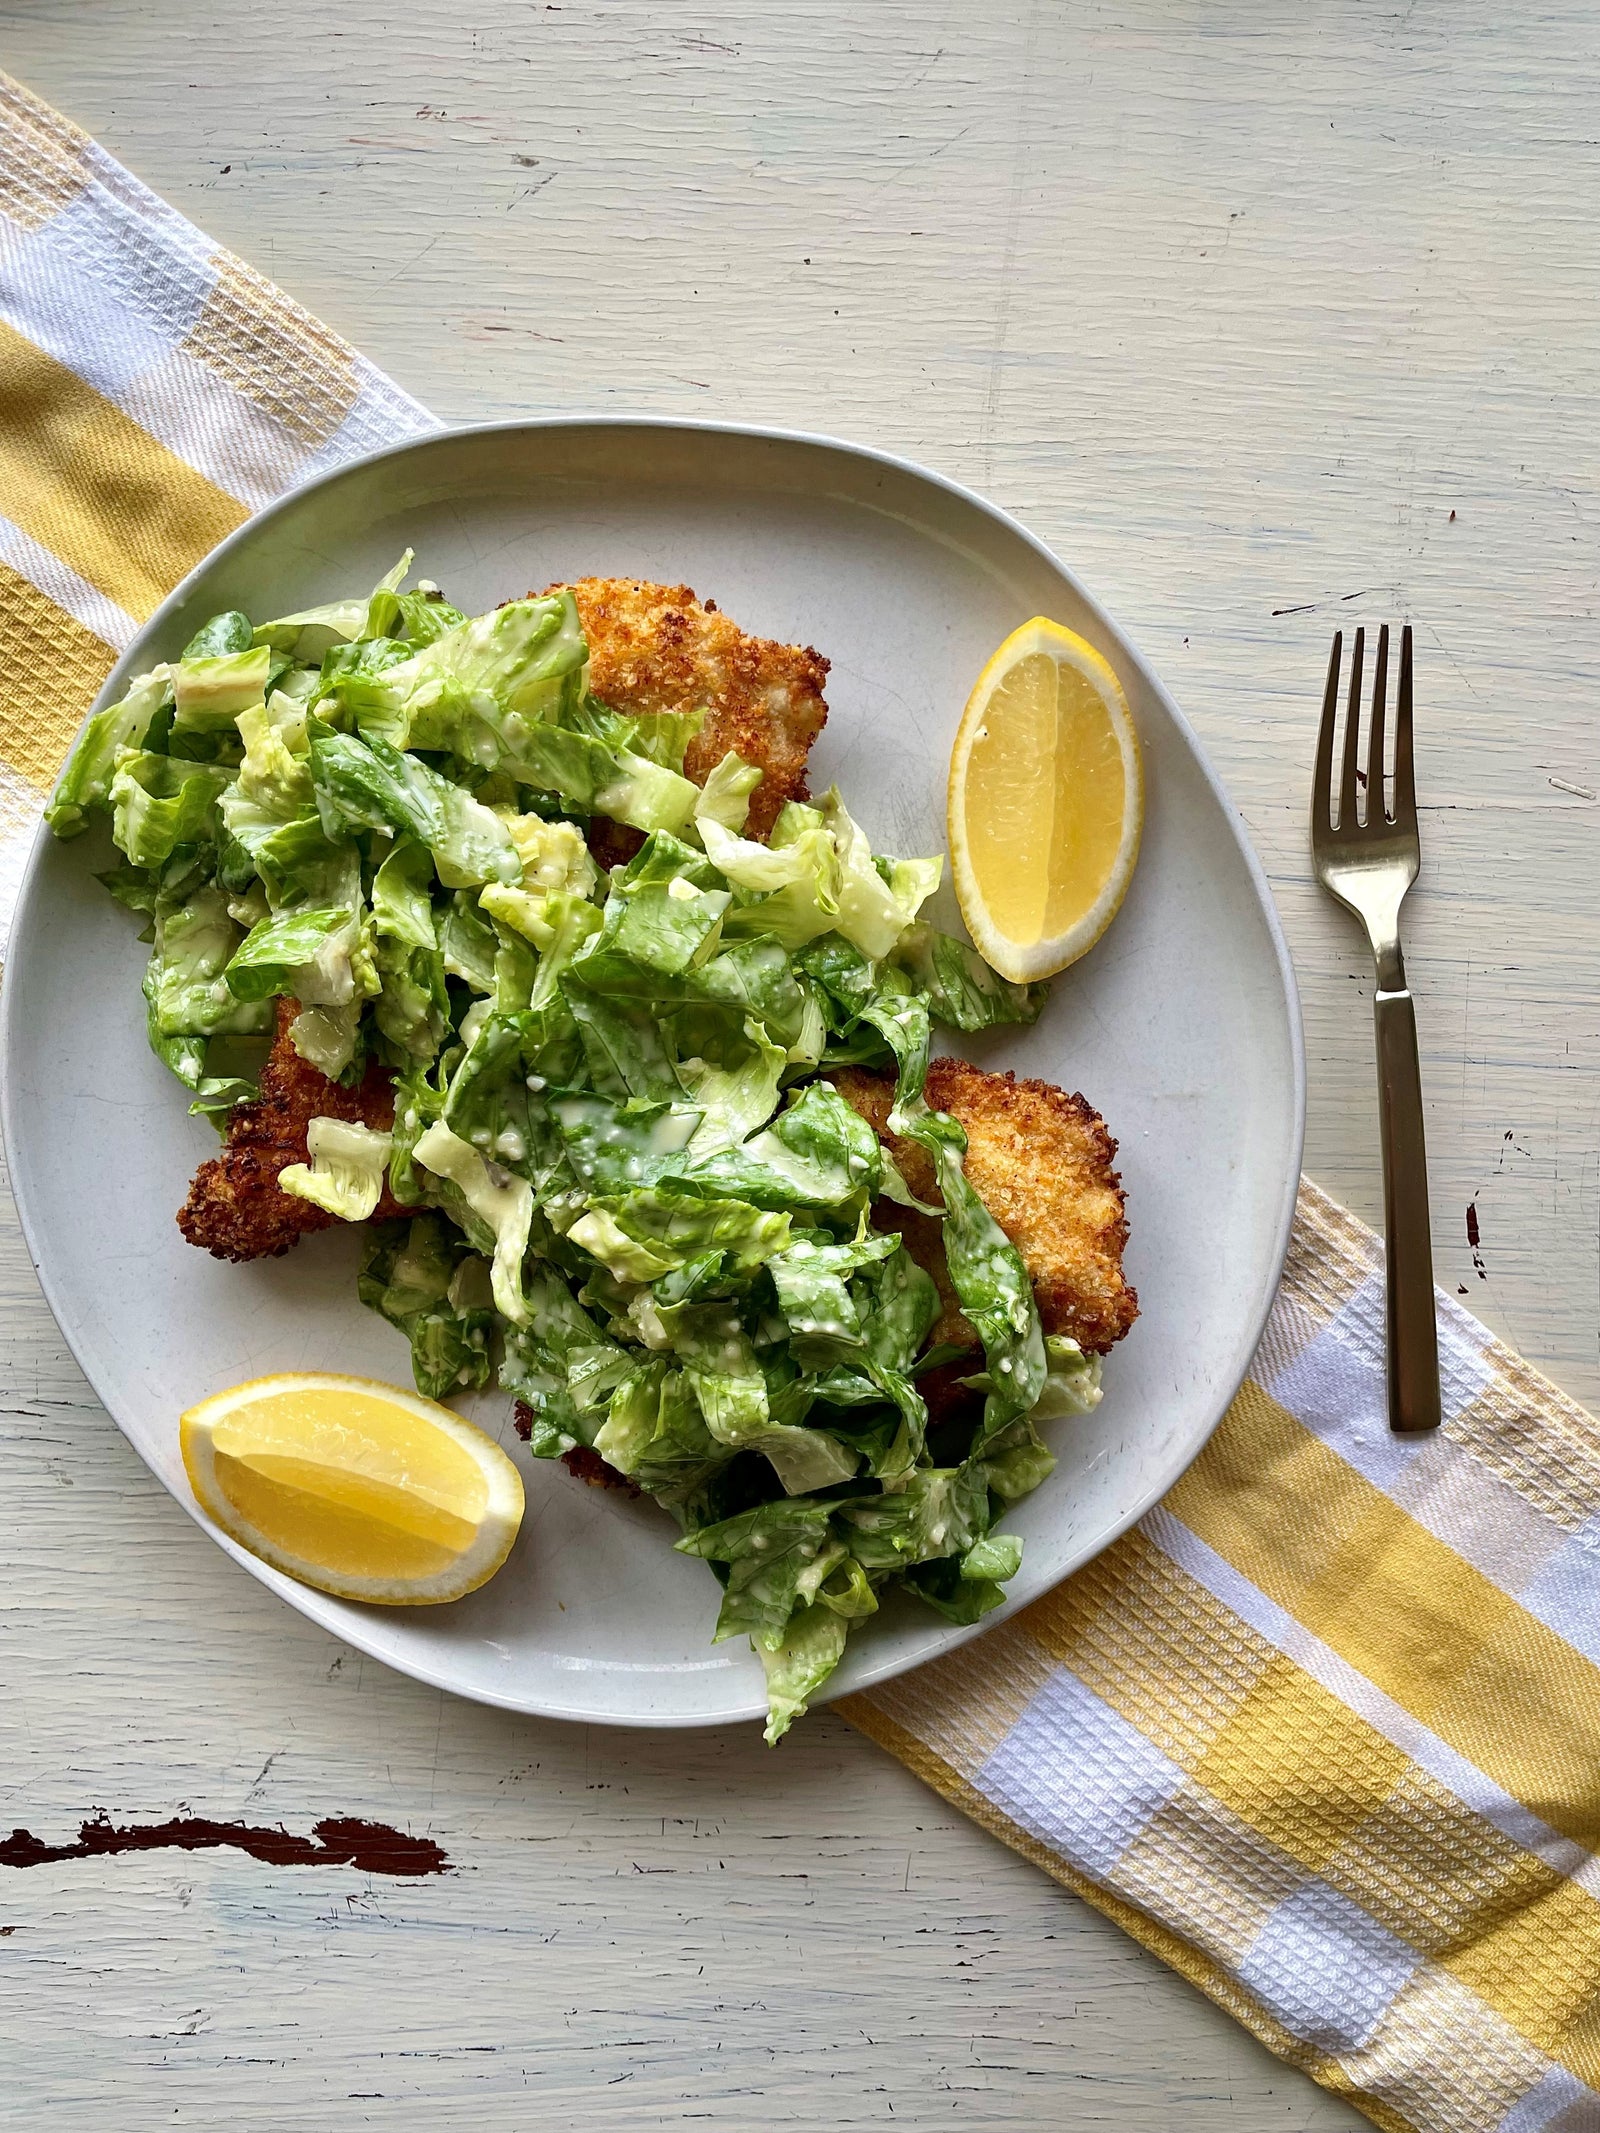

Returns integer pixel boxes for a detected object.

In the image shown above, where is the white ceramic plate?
[2,420,1303,1728]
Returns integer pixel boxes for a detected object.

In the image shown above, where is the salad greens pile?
[48,555,1104,1739]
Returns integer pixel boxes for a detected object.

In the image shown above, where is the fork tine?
[1340,626,1365,829]
[1367,623,1390,824]
[1313,631,1342,830]
[1393,624,1416,826]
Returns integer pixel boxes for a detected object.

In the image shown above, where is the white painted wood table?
[3,3,1596,2124]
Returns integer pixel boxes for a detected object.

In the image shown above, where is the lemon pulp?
[947,617,1143,984]
[962,650,1129,947]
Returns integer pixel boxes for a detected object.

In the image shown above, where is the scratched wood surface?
[2,1,1597,2125]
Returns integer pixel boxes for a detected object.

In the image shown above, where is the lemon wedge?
[947,617,1143,983]
[180,1372,525,1605]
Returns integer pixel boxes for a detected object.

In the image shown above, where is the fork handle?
[1373,984,1442,1431]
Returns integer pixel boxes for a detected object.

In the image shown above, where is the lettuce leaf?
[358,1213,495,1400]
[345,591,588,751]
[705,790,937,960]
[857,968,931,1119]
[694,751,763,833]
[143,881,274,1067]
[225,904,369,1007]
[170,645,272,732]
[253,812,361,911]
[109,754,232,868]
[218,698,315,861]
[369,839,449,1060]
[757,1603,850,1743]
[1031,1333,1104,1416]
[412,1120,534,1322]
[901,1556,1010,1625]
[551,1092,703,1195]
[253,555,413,658]
[560,975,682,1103]
[181,610,253,660]
[310,729,520,888]
[279,1117,393,1221]
[599,873,729,978]
[47,666,174,837]
[690,938,814,1048]
[505,814,598,896]
[896,1104,1046,1438]
[675,1019,788,1160]
[676,1497,838,1646]
[822,789,939,959]
[894,921,1048,1032]
[339,592,697,831]
[705,814,841,948]
[686,1080,880,1209]
[500,1267,632,1455]
[593,1362,723,1492]
[440,1008,576,1185]
[834,1465,990,1571]
[569,1188,791,1283]
[392,587,468,648]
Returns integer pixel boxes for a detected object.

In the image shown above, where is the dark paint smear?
[1466,1198,1488,1278]
[0,1815,448,1877]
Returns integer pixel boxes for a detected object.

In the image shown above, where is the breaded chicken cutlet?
[178,1000,402,1262]
[832,1058,1138,1362]
[541,577,828,841]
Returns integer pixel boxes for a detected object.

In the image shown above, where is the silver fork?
[1311,624,1441,1433]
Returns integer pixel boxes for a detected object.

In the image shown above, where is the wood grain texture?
[2,0,1595,2123]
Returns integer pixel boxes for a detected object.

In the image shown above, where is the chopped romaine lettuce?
[500,1268,631,1455]
[676,1497,839,1646]
[551,1093,702,1194]
[143,880,274,1074]
[310,730,520,888]
[47,667,176,837]
[505,814,597,896]
[109,754,232,869]
[687,1080,881,1209]
[821,789,940,959]
[344,591,588,751]
[1029,1333,1104,1417]
[358,1214,495,1400]
[49,555,1090,1745]
[675,1019,788,1159]
[220,699,315,858]
[569,1187,790,1283]
[412,1120,535,1323]
[894,921,1048,1031]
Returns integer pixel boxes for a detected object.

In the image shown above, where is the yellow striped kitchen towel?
[3,71,1598,2133]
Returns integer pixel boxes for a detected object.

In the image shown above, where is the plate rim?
[0,413,1306,1727]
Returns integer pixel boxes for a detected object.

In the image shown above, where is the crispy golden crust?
[541,577,829,841]
[832,1058,1138,1358]
[177,1000,402,1263]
